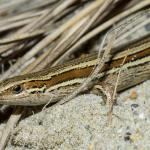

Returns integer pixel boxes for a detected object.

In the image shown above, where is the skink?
[0,37,149,105]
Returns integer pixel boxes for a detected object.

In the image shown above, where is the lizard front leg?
[91,82,117,124]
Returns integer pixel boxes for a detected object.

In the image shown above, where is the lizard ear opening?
[12,85,23,94]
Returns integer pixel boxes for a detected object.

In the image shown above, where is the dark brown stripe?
[23,47,150,89]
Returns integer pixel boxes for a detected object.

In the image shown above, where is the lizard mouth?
[0,94,30,105]
[0,93,52,106]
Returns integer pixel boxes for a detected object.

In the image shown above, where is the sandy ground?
[0,80,149,150]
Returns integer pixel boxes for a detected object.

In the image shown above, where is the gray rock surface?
[2,80,150,150]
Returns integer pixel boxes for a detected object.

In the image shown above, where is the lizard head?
[0,74,49,106]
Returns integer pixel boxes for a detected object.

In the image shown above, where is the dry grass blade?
[0,30,44,45]
[46,0,115,66]
[107,51,128,124]
[1,0,103,79]
[0,0,27,14]
[54,1,150,65]
[0,107,23,150]
[11,0,115,72]
[0,11,43,27]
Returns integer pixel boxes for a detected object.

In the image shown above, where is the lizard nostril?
[12,85,23,94]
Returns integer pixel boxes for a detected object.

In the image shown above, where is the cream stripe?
[114,42,150,59]
[46,56,150,92]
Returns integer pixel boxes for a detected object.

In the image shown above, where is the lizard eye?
[12,85,23,94]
